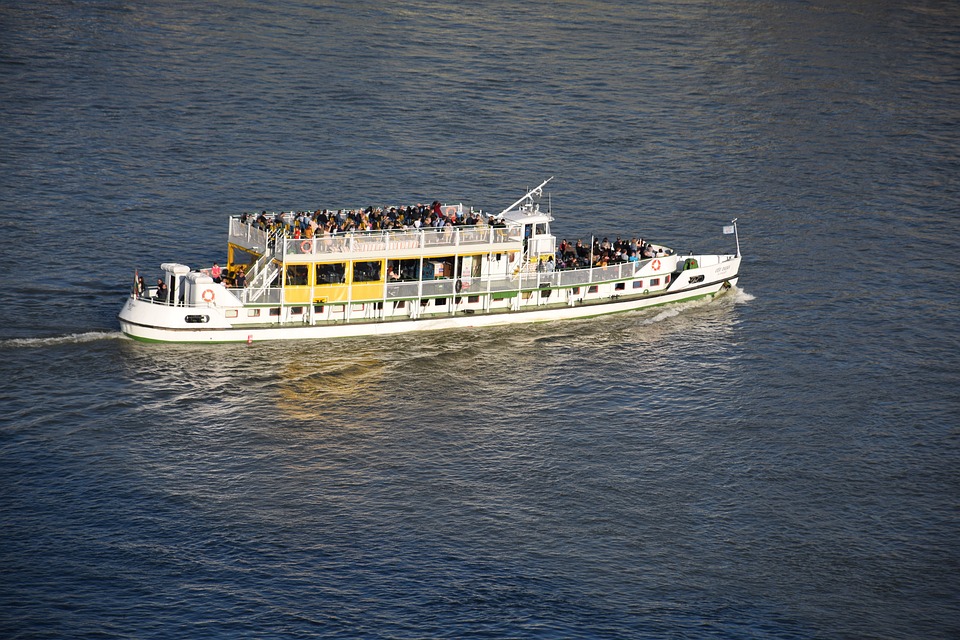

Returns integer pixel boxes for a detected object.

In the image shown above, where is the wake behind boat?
[118,178,742,343]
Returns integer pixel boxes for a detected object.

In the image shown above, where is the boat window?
[226,309,238,318]
[353,260,382,283]
[588,285,598,293]
[248,309,261,317]
[184,315,209,324]
[291,306,304,315]
[230,248,257,270]
[633,280,643,289]
[467,295,480,303]
[285,265,308,286]
[269,308,281,316]
[535,223,548,235]
[313,304,324,314]
[316,262,346,284]
[389,259,421,281]
[650,278,660,286]
[615,282,625,291]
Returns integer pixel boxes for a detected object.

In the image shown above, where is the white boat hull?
[118,265,740,344]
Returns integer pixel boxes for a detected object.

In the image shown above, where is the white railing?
[240,287,284,305]
[226,260,652,307]
[230,220,519,258]
[139,260,655,310]
[229,218,269,250]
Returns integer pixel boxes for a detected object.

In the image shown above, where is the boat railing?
[243,228,285,302]
[291,226,517,257]
[229,222,518,258]
[230,261,647,307]
[229,217,270,250]
[239,287,284,305]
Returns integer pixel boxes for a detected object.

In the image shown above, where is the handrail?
[275,225,519,259]
[243,228,285,301]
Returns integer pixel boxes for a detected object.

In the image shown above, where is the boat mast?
[499,177,553,217]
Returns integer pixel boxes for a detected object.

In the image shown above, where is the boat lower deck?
[119,273,738,343]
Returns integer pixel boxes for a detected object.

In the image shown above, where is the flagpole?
[731,218,740,257]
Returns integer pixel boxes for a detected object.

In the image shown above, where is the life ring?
[442,205,458,216]
[201,289,215,303]
[455,279,463,293]
[300,240,312,253]
[651,259,661,271]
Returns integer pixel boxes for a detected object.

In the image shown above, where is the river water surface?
[1,1,958,638]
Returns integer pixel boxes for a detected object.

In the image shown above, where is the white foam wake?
[1,331,127,348]
[637,285,753,326]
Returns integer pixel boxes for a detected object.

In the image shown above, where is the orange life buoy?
[300,240,312,253]
[201,289,215,303]
[651,259,661,271]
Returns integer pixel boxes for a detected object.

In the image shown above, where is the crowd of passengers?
[550,236,667,270]
[240,200,501,238]
[238,202,666,270]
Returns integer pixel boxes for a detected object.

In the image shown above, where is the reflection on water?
[107,287,750,437]
[276,357,387,423]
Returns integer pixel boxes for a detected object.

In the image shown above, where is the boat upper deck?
[228,179,561,261]
[228,217,525,260]
[229,199,548,260]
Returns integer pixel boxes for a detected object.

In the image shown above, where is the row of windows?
[230,276,671,319]
[570,276,667,296]
[288,268,669,291]
[287,261,382,287]
[224,297,491,319]
[286,257,462,287]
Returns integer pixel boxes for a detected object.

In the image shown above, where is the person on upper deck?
[575,239,588,260]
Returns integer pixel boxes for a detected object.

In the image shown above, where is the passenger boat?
[118,178,742,343]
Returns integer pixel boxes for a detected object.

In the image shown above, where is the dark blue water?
[2,1,959,638]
